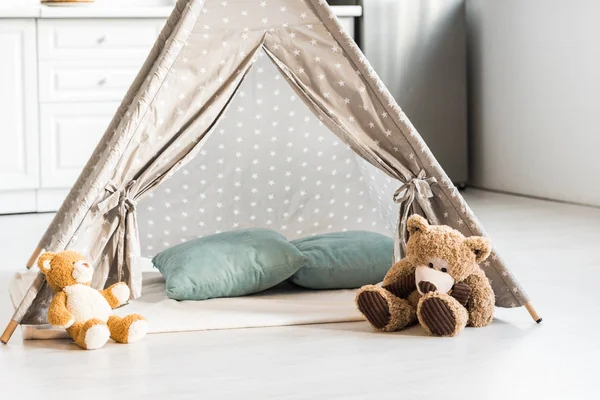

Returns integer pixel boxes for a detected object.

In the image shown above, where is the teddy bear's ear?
[407,214,430,235]
[37,252,56,274]
[464,236,492,263]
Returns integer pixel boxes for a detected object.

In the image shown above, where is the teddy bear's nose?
[82,262,90,268]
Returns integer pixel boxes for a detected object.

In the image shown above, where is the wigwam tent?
[2,0,540,344]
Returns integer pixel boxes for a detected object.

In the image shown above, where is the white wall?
[467,0,600,206]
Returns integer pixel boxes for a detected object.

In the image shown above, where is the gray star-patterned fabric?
[15,0,528,327]
[136,50,398,255]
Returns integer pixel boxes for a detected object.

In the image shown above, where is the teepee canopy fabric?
[136,50,400,256]
[9,0,529,331]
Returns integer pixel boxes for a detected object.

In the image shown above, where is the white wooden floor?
[0,189,598,399]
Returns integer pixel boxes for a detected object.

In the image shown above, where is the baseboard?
[0,190,37,215]
[469,186,600,210]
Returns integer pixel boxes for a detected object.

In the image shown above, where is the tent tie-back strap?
[95,180,138,281]
[393,170,438,261]
[96,180,138,215]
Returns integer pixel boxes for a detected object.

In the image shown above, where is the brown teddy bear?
[38,250,147,350]
[355,215,495,336]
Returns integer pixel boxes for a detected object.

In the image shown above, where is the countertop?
[0,4,362,19]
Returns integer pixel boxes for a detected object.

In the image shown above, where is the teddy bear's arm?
[47,291,75,328]
[463,273,495,327]
[382,258,417,299]
[450,282,472,306]
[100,282,131,309]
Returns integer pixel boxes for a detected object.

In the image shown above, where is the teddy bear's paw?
[383,274,416,298]
[450,282,472,306]
[356,286,417,332]
[419,297,456,336]
[417,293,468,337]
[127,319,149,343]
[111,283,131,306]
[108,314,148,344]
[83,323,110,350]
[356,288,391,330]
[418,281,437,294]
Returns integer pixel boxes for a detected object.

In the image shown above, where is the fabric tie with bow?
[95,180,138,282]
[393,170,439,260]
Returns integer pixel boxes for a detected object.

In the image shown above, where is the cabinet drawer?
[39,102,118,188]
[39,59,143,102]
[38,19,164,60]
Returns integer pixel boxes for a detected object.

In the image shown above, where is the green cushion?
[289,231,394,290]
[152,229,307,300]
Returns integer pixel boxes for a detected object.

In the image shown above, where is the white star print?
[138,49,406,255]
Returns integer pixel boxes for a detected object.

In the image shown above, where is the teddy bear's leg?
[66,319,110,350]
[406,290,422,309]
[417,292,468,337]
[355,285,417,332]
[107,314,148,344]
[463,274,495,327]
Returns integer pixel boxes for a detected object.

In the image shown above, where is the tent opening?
[137,50,399,257]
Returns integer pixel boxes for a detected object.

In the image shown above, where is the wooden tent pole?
[26,246,43,269]
[1,320,18,344]
[525,301,542,323]
[2,246,43,344]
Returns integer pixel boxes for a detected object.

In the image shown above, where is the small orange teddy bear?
[38,250,147,350]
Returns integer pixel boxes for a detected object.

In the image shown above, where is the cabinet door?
[0,19,39,192]
[39,58,145,103]
[39,102,118,189]
[37,19,165,60]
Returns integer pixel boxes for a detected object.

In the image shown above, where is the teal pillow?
[289,231,394,290]
[152,229,307,300]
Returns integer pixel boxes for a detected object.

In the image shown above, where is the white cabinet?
[38,58,144,102]
[0,19,39,213]
[0,9,361,214]
[32,18,165,211]
[37,19,164,60]
[39,102,118,189]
